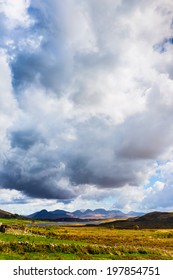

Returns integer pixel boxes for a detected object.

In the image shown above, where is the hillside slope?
[101,211,173,229]
[0,209,19,219]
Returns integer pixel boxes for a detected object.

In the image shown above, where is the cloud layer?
[0,0,173,212]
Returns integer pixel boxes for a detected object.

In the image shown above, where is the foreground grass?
[0,219,173,260]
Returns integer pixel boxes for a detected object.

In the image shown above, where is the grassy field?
[0,218,173,260]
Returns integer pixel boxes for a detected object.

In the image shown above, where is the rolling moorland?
[1,208,173,260]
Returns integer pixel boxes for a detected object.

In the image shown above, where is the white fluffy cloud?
[0,0,31,27]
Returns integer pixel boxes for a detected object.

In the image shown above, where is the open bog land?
[0,218,173,260]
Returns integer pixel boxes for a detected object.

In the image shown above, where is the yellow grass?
[0,219,173,259]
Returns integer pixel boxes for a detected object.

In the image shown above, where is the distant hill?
[100,211,173,229]
[27,208,145,221]
[0,209,22,219]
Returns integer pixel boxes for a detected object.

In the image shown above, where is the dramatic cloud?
[0,0,173,213]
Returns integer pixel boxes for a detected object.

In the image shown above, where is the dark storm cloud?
[0,156,76,200]
[0,113,153,199]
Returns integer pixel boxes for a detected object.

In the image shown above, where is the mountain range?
[26,208,145,221]
[1,208,173,229]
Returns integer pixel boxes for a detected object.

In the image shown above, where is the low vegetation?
[0,218,173,260]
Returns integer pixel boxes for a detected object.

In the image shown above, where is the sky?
[0,0,173,215]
